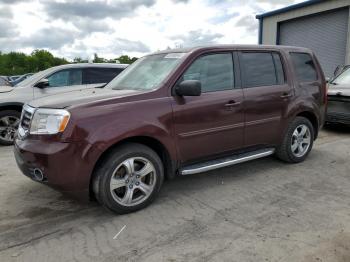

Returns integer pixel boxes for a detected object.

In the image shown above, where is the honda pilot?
[14,45,327,214]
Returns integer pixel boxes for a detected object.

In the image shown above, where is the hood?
[29,88,142,109]
[0,85,14,93]
[328,84,350,97]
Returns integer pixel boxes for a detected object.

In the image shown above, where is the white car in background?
[0,63,127,145]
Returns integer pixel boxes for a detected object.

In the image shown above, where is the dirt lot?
[0,126,350,262]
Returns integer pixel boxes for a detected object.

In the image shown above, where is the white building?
[256,0,350,76]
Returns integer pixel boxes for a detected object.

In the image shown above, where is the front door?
[34,68,85,98]
[171,52,244,163]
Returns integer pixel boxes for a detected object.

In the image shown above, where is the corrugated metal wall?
[279,8,349,77]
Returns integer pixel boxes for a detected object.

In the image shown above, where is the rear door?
[171,52,244,163]
[239,51,292,146]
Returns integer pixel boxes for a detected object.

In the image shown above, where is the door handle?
[280,92,293,99]
[225,100,241,107]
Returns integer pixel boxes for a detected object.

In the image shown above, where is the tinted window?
[85,68,124,84]
[47,69,82,87]
[241,52,283,88]
[182,53,234,92]
[290,52,318,82]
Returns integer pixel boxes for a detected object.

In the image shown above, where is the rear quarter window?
[290,52,318,82]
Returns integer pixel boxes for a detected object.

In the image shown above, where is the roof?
[150,44,311,55]
[54,63,129,69]
[256,0,326,19]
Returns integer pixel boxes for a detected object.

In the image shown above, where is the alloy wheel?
[291,124,311,158]
[0,116,20,143]
[109,157,156,207]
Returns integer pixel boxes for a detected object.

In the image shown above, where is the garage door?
[279,8,349,77]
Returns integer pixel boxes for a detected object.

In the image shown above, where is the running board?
[180,148,275,175]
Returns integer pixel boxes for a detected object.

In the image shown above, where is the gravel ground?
[0,125,350,262]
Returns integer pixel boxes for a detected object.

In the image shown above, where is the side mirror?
[34,78,49,89]
[175,80,201,97]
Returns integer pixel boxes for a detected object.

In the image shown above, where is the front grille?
[18,105,35,137]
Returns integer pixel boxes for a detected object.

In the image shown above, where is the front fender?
[65,97,176,161]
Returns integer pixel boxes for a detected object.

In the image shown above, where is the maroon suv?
[14,45,327,214]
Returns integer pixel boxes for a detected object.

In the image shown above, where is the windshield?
[331,67,350,87]
[106,53,186,91]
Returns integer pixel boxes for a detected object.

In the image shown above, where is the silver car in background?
[0,63,127,145]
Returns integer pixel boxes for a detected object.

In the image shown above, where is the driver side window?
[182,53,234,92]
[47,69,82,87]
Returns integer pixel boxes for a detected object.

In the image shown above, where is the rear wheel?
[276,117,314,163]
[93,143,164,214]
[0,110,21,146]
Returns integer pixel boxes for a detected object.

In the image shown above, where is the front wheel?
[276,117,314,163]
[93,143,164,214]
[0,110,21,146]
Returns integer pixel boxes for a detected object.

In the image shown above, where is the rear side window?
[240,52,285,88]
[290,53,318,82]
[182,53,234,92]
[84,68,124,84]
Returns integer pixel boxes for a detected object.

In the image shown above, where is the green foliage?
[92,53,107,63]
[116,55,138,64]
[0,49,139,76]
[90,53,138,64]
[0,49,69,76]
[73,57,89,63]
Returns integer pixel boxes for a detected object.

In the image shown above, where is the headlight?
[30,108,70,135]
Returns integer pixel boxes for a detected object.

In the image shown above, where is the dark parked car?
[9,75,21,82]
[14,45,326,214]
[327,67,350,125]
[0,63,127,145]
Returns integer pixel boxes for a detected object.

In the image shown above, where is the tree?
[0,49,68,75]
[73,57,89,63]
[92,53,107,63]
[116,55,138,64]
[92,54,138,64]
[0,49,139,76]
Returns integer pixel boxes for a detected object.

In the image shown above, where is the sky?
[0,0,304,60]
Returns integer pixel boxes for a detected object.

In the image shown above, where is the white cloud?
[0,0,304,59]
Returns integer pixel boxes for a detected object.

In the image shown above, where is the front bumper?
[14,137,101,199]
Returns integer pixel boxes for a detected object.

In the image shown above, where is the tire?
[276,117,315,163]
[93,143,164,214]
[0,110,21,146]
